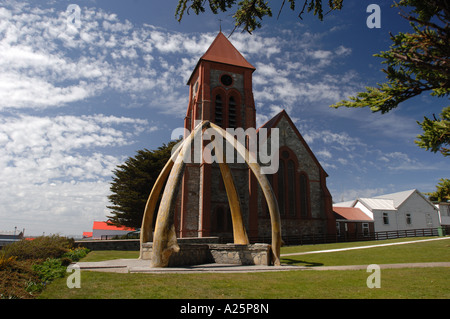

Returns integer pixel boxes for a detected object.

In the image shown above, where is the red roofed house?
[92,221,135,240]
[333,207,374,240]
[82,232,93,239]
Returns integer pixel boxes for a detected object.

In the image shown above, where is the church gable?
[259,110,327,180]
[256,110,333,233]
[276,116,321,180]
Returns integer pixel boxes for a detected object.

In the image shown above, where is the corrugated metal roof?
[358,198,396,210]
[373,189,416,208]
[333,200,356,207]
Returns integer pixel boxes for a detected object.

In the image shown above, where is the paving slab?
[75,259,308,273]
[74,259,450,274]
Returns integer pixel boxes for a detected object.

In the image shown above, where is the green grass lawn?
[279,236,442,254]
[41,267,449,299]
[39,237,450,299]
[280,237,450,267]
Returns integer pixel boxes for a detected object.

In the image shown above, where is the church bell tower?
[184,32,256,131]
[177,32,259,239]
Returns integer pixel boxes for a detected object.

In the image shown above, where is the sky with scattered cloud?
[0,0,448,236]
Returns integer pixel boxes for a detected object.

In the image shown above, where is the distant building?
[91,221,135,240]
[334,189,440,232]
[82,232,93,239]
[333,207,374,239]
[434,202,450,231]
[0,229,24,247]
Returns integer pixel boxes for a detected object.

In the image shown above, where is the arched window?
[275,148,300,218]
[287,160,296,217]
[278,160,285,217]
[226,208,232,232]
[214,206,225,232]
[228,96,236,128]
[213,205,232,233]
[260,174,273,218]
[214,94,223,127]
[299,173,310,217]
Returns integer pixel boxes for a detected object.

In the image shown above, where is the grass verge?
[39,267,450,299]
[280,237,450,266]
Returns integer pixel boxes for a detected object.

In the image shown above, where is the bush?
[0,255,17,270]
[62,247,90,263]
[32,258,66,283]
[0,236,89,299]
[1,235,73,261]
[0,259,40,299]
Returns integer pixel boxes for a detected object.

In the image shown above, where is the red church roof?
[188,32,255,84]
[200,32,255,70]
[92,221,135,231]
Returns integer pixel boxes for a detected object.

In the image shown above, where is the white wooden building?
[334,189,440,232]
[435,202,450,227]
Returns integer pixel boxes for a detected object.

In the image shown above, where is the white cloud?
[334,188,387,203]
[317,149,332,159]
[0,114,147,182]
[335,45,352,56]
[0,180,111,236]
[0,3,205,112]
[0,113,149,235]
[0,2,360,118]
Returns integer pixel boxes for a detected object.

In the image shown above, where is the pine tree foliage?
[426,178,450,202]
[175,0,343,34]
[331,0,449,156]
[107,140,180,228]
[417,106,450,156]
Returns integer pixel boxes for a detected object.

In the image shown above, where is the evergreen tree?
[426,178,450,202]
[331,0,449,156]
[107,140,180,228]
[416,106,450,157]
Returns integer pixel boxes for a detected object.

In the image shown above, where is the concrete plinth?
[208,243,272,265]
[141,241,272,267]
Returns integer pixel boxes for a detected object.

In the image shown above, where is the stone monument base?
[141,240,273,267]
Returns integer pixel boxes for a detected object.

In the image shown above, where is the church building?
[173,32,335,241]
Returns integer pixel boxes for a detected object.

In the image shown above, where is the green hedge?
[0,236,89,299]
[1,235,74,260]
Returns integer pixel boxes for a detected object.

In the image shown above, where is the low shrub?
[0,259,40,299]
[1,235,73,261]
[0,255,17,270]
[32,258,66,283]
[62,247,90,263]
[0,236,89,299]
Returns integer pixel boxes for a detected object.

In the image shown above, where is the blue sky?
[0,0,448,237]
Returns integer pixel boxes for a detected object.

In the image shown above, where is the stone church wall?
[255,116,330,238]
